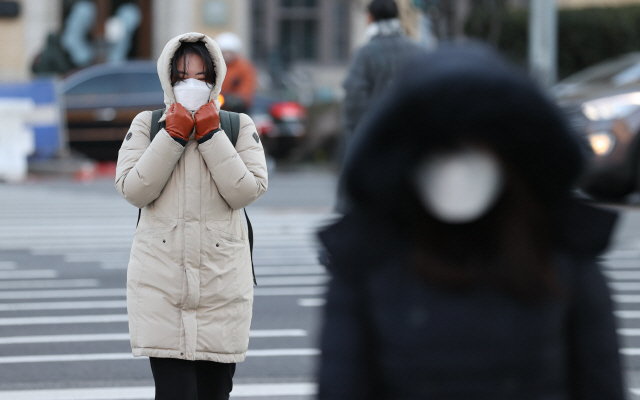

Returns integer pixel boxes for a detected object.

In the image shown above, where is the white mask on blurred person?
[173,78,212,111]
[415,148,503,224]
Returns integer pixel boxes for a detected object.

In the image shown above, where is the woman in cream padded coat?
[115,32,267,399]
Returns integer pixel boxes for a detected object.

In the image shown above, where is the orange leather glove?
[194,101,221,143]
[165,103,194,144]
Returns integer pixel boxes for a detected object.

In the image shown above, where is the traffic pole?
[528,0,558,88]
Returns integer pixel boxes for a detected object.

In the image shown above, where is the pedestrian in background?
[317,44,624,399]
[115,32,267,400]
[342,0,426,141]
[216,32,257,114]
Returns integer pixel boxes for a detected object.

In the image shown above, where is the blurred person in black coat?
[317,44,625,400]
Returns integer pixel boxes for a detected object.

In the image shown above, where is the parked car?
[554,52,640,199]
[61,61,164,160]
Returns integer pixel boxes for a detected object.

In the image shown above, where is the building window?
[281,0,318,7]
[251,0,349,65]
[280,19,317,61]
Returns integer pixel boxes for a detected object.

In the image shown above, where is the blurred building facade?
[2,0,638,86]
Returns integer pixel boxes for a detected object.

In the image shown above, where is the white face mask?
[415,148,504,224]
[173,78,213,111]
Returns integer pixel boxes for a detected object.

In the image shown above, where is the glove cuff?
[170,136,188,147]
[197,128,221,144]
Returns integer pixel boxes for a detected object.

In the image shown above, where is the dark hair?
[368,0,398,21]
[170,41,216,86]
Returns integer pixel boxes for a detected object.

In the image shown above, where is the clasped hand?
[165,101,220,142]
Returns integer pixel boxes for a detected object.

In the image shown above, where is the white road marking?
[0,261,16,270]
[0,334,131,345]
[0,286,327,300]
[254,276,329,286]
[249,329,307,337]
[620,348,640,355]
[255,266,326,275]
[0,349,320,363]
[618,329,640,336]
[603,271,640,280]
[253,287,326,296]
[601,250,640,259]
[0,300,127,312]
[0,382,317,399]
[297,298,326,307]
[0,330,306,345]
[0,279,99,290]
[0,288,125,300]
[614,311,640,318]
[0,270,57,280]
[613,295,640,303]
[601,259,640,269]
[608,282,640,291]
[0,314,129,326]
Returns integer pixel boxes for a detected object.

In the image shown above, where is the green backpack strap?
[150,108,165,142]
[219,110,240,146]
[219,110,255,284]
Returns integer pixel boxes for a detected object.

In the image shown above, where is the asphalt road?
[0,166,337,400]
[3,167,640,399]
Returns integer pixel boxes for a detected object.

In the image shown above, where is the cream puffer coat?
[115,32,268,363]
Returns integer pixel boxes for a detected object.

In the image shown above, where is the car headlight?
[582,92,640,121]
[587,131,615,156]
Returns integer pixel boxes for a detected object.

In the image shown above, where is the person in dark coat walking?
[317,44,625,400]
[342,0,426,139]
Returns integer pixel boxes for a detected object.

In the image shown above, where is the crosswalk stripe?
[603,271,640,280]
[0,288,126,300]
[0,286,328,300]
[0,314,129,326]
[620,348,640,355]
[255,266,326,275]
[0,270,57,280]
[614,311,640,318]
[613,295,640,303]
[254,287,326,296]
[253,276,329,286]
[0,300,127,312]
[0,262,16,270]
[608,282,640,291]
[0,349,320,363]
[618,329,640,336]
[0,330,307,344]
[0,279,99,290]
[0,334,131,344]
[297,298,326,307]
[0,382,317,399]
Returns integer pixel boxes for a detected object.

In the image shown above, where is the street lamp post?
[528,0,558,88]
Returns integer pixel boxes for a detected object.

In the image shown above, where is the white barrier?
[0,98,36,182]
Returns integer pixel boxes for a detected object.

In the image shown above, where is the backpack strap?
[219,110,255,284]
[150,108,165,142]
[219,110,240,146]
[138,108,164,227]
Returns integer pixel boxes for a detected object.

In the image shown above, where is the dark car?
[554,52,640,199]
[61,61,164,160]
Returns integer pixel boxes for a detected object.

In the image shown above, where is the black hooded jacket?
[317,45,624,400]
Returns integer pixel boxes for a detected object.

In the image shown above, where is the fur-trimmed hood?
[157,32,227,110]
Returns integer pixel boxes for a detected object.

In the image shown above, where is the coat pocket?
[136,217,179,236]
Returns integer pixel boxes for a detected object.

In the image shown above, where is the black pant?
[149,357,236,400]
